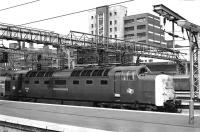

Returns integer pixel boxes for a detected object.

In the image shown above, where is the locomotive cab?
[155,74,181,112]
[0,76,11,97]
[8,70,29,100]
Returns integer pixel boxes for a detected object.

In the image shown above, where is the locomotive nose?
[162,77,175,100]
[155,75,175,106]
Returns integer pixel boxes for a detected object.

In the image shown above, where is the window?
[110,21,112,25]
[114,20,117,25]
[55,80,66,85]
[114,12,117,15]
[110,28,112,32]
[86,80,93,84]
[73,80,79,84]
[137,25,146,30]
[34,80,39,84]
[138,67,149,75]
[137,32,146,38]
[101,80,108,85]
[115,35,117,38]
[114,27,117,31]
[124,19,134,24]
[91,16,93,19]
[125,27,134,31]
[91,31,93,35]
[110,35,112,38]
[124,34,134,39]
[44,80,49,84]
[138,40,146,43]
[110,12,112,16]
[137,17,146,22]
[91,24,93,28]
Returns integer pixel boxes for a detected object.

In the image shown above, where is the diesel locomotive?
[4,65,181,112]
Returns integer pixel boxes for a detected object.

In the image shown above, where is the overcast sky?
[0,0,199,35]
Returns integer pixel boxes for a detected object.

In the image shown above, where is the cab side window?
[138,67,148,75]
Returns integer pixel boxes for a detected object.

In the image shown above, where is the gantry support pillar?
[188,31,200,124]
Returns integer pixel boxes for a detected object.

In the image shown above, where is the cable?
[0,0,40,12]
[19,0,134,26]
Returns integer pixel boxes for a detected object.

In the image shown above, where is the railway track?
[175,91,200,109]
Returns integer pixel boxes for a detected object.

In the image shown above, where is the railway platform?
[0,100,199,132]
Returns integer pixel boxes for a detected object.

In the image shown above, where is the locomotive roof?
[110,65,148,72]
[25,70,57,77]
[70,65,150,77]
[24,65,150,78]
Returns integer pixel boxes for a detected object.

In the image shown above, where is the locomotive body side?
[6,65,180,112]
[22,70,57,99]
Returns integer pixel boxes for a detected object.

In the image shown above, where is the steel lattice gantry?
[188,32,200,100]
[0,22,185,68]
[176,20,200,124]
[0,47,56,70]
[68,31,185,61]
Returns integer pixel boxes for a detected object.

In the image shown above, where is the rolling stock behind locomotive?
[5,65,180,112]
[172,75,190,91]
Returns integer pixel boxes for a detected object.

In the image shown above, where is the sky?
[0,0,199,34]
[0,0,199,53]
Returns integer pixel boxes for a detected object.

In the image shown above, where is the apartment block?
[89,5,127,39]
[124,13,166,47]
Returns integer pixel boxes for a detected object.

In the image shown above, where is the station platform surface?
[0,100,199,132]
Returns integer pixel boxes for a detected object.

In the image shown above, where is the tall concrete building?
[124,13,166,47]
[87,6,168,64]
[89,5,127,39]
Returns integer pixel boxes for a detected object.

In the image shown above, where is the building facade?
[89,5,127,39]
[87,8,168,64]
[124,13,166,47]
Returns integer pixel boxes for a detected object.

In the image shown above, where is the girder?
[0,22,185,62]
[0,47,56,70]
[188,32,200,99]
[68,31,185,62]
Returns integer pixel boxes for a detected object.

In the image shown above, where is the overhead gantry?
[0,22,186,69]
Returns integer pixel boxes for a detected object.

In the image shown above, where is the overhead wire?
[19,0,134,26]
[0,0,40,12]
